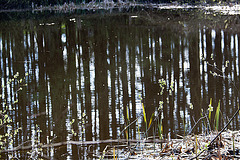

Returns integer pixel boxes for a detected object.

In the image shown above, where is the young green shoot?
[126,105,130,143]
[148,113,154,129]
[214,100,221,131]
[142,103,148,137]
[113,147,116,160]
[208,98,213,122]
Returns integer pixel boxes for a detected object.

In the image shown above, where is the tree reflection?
[1,13,240,158]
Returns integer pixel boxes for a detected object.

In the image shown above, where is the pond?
[0,8,240,159]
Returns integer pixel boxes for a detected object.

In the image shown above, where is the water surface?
[1,9,240,159]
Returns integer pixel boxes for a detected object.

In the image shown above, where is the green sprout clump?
[159,79,166,95]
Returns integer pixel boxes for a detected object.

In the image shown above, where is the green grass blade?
[125,130,128,140]
[126,106,130,122]
[214,100,221,131]
[148,113,154,129]
[208,98,213,121]
[142,103,147,124]
[142,103,148,137]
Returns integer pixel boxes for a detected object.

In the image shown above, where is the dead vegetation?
[89,130,240,159]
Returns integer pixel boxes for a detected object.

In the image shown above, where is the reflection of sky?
[61,33,66,43]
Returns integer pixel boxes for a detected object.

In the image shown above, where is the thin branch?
[0,139,166,153]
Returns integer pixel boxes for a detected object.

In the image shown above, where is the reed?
[148,113,154,129]
[126,105,130,142]
[113,147,116,160]
[208,98,213,122]
[142,103,148,137]
[214,100,221,131]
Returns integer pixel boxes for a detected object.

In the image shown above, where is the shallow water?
[0,8,240,159]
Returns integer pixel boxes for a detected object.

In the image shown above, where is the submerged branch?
[0,138,166,153]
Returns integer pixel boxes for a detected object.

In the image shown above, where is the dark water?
[1,9,240,159]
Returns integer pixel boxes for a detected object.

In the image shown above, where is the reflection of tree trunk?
[162,30,171,61]
[223,31,230,121]
[180,36,187,135]
[237,33,240,129]
[160,31,168,137]
[120,28,129,134]
[232,33,238,128]
[142,29,154,136]
[116,40,122,137]
[45,25,67,159]
[206,29,217,128]
[215,29,223,107]
[109,27,117,139]
[200,29,207,110]
[189,30,201,133]
[155,31,161,82]
[154,30,162,136]
[160,29,170,136]
[94,25,109,143]
[13,27,28,159]
[206,29,215,103]
[173,35,180,136]
[66,21,80,158]
[36,28,47,154]
[0,31,6,159]
[129,28,136,138]
[81,28,93,142]
[76,26,85,159]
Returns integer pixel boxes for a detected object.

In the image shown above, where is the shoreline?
[1,2,240,15]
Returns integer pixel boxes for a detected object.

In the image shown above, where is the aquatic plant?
[214,100,221,131]
[142,103,147,137]
[208,98,213,122]
[126,105,130,141]
[0,72,28,158]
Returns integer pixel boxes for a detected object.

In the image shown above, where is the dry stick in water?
[0,139,166,153]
